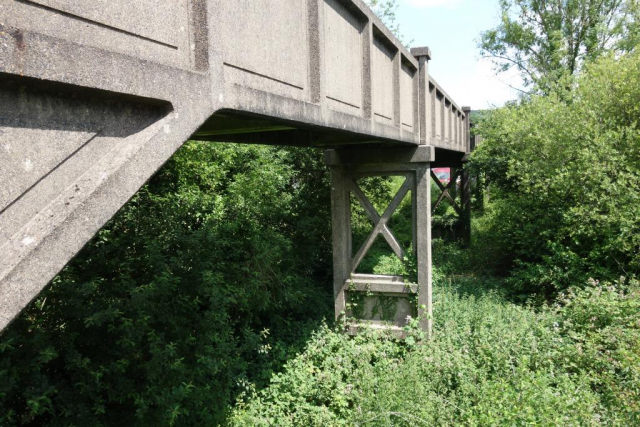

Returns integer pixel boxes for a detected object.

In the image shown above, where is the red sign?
[432,167,454,185]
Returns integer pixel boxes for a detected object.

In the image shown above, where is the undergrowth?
[230,274,640,426]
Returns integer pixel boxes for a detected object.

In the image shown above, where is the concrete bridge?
[0,0,470,334]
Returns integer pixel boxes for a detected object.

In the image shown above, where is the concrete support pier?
[325,146,433,336]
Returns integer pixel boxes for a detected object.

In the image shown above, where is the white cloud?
[403,0,463,9]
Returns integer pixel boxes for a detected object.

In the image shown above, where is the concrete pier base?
[325,146,433,336]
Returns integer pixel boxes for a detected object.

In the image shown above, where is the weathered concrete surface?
[0,0,468,332]
[0,0,213,331]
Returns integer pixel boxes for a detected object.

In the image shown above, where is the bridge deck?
[0,0,468,331]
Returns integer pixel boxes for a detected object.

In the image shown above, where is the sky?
[396,0,524,109]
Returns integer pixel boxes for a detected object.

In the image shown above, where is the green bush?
[554,278,640,424]
[0,143,333,426]
[470,50,640,295]
[231,275,640,426]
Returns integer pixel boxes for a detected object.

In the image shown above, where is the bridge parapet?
[199,0,422,146]
[0,0,467,148]
[427,77,469,153]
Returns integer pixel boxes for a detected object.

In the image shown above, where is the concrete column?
[461,106,472,245]
[411,46,431,145]
[414,166,432,335]
[329,165,352,321]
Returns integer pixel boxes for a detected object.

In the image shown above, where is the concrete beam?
[324,145,435,165]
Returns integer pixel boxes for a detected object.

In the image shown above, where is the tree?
[470,50,640,295]
[366,0,399,31]
[366,0,409,44]
[479,0,640,93]
[0,143,333,426]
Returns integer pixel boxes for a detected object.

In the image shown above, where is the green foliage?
[366,0,399,30]
[554,277,640,424]
[469,109,490,127]
[479,0,640,93]
[470,50,640,295]
[0,143,332,426]
[365,0,410,45]
[230,275,640,425]
[230,324,408,426]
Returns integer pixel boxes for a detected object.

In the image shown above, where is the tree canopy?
[479,0,640,93]
[471,50,640,295]
[366,0,400,33]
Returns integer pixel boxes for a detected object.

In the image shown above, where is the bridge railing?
[427,76,469,153]
[207,0,469,152]
[208,0,422,146]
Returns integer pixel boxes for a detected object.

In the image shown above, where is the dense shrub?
[470,50,640,295]
[0,143,333,426]
[230,276,640,426]
[554,278,640,424]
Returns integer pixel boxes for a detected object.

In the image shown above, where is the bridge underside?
[0,0,470,333]
[194,112,407,147]
[193,112,469,161]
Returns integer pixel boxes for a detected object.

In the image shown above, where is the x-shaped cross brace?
[349,176,411,273]
[430,169,462,215]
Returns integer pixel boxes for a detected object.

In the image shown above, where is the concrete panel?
[457,112,462,147]
[427,76,468,152]
[444,100,451,143]
[211,0,421,145]
[453,109,458,145]
[2,0,192,69]
[429,83,436,139]
[453,111,458,146]
[372,34,395,124]
[435,92,443,140]
[324,0,365,114]
[30,0,179,47]
[460,113,464,146]
[0,128,96,214]
[460,113,464,148]
[216,0,310,100]
[400,60,416,131]
[346,293,416,324]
